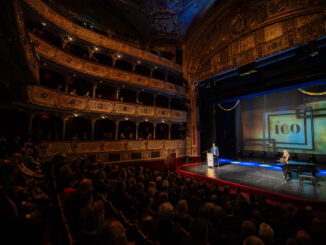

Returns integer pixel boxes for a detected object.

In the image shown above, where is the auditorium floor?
[181,162,326,202]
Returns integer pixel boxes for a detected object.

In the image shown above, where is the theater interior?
[1,0,326,244]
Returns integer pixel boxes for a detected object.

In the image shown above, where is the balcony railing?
[36,139,186,159]
[23,0,182,73]
[27,85,187,121]
[30,33,186,96]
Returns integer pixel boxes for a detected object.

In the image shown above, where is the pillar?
[164,73,168,81]
[115,120,119,140]
[153,122,157,139]
[168,97,171,109]
[62,118,67,140]
[153,94,157,106]
[92,83,97,98]
[116,88,120,101]
[91,119,95,140]
[135,121,139,140]
[168,123,171,140]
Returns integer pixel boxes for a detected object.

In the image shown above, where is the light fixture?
[73,74,77,77]
[99,80,103,83]
[117,54,122,58]
[66,36,73,41]
[162,120,165,123]
[125,117,129,120]
[154,66,158,69]
[41,21,46,27]
[94,47,99,51]
[101,115,106,119]
[137,60,141,64]
[145,119,148,122]
[73,112,79,117]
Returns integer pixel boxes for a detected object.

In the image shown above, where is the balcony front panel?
[23,0,182,73]
[31,33,186,96]
[36,140,185,160]
[27,85,187,121]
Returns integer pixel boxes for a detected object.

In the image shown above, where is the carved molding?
[36,139,186,158]
[22,0,182,73]
[185,0,326,82]
[13,0,40,82]
[30,33,186,96]
[27,85,187,121]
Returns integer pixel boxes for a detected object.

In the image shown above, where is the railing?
[30,33,186,96]
[23,0,182,73]
[27,85,187,121]
[36,139,186,159]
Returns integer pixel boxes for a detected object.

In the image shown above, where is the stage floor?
[181,161,326,202]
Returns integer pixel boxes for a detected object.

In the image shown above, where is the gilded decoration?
[22,0,182,73]
[36,140,186,159]
[27,85,187,121]
[29,33,186,96]
[185,0,326,82]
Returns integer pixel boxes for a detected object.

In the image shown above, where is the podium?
[207,153,214,167]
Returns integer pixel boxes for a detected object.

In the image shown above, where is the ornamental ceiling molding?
[22,0,182,73]
[185,0,326,82]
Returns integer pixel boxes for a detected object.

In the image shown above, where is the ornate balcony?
[23,0,182,73]
[27,85,187,122]
[36,139,186,160]
[30,33,186,96]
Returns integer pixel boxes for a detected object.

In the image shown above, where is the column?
[153,122,157,139]
[115,120,119,140]
[135,121,139,140]
[62,118,67,140]
[168,123,171,140]
[164,73,168,81]
[92,83,97,98]
[150,68,154,77]
[136,90,140,104]
[91,119,95,140]
[116,88,120,101]
[112,58,117,67]
[168,97,171,109]
[153,94,157,106]
[132,63,136,72]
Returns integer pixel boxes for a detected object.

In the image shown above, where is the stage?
[178,159,326,204]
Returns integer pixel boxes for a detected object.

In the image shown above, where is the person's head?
[107,219,128,245]
[241,220,257,237]
[296,230,311,245]
[258,223,274,244]
[79,178,93,195]
[85,91,90,96]
[243,236,265,245]
[176,199,188,216]
[212,142,216,147]
[190,218,208,245]
[283,149,289,155]
[159,191,169,203]
[158,202,174,221]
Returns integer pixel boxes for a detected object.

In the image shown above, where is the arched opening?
[96,84,116,100]
[94,119,116,140]
[65,117,91,141]
[138,92,154,105]
[155,123,169,140]
[138,122,154,140]
[32,113,62,141]
[92,53,113,66]
[156,95,169,108]
[67,78,92,96]
[64,43,89,59]
[0,83,11,105]
[39,68,65,90]
[171,123,186,140]
[115,59,133,72]
[119,89,137,103]
[152,69,165,80]
[135,65,150,76]
[0,109,28,151]
[118,120,136,140]
[28,21,62,47]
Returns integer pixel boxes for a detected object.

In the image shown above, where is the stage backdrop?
[240,85,326,154]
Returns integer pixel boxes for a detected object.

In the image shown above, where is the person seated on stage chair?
[280,150,290,164]
[210,142,219,167]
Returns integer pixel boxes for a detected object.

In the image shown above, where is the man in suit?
[211,142,219,167]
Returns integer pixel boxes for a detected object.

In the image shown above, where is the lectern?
[207,153,214,167]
